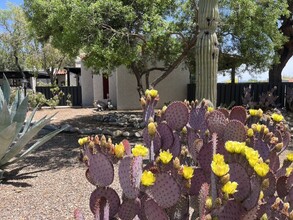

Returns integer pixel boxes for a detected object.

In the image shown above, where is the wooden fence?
[36,86,82,106]
[187,82,293,107]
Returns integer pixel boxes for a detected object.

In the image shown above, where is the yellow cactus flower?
[225,141,246,154]
[254,162,270,177]
[287,153,293,162]
[259,191,264,200]
[211,154,229,177]
[286,167,293,177]
[271,113,284,123]
[225,141,235,153]
[249,109,258,116]
[213,154,225,163]
[149,89,158,98]
[159,150,173,164]
[257,109,263,117]
[145,89,158,98]
[182,165,194,179]
[248,156,259,167]
[114,142,125,158]
[148,122,157,137]
[141,170,156,186]
[132,144,149,157]
[222,181,238,195]
[207,107,214,112]
[78,137,89,145]
[247,128,254,137]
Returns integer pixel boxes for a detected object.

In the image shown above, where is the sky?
[1,0,293,82]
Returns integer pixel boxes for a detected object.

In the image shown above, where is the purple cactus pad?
[165,101,189,131]
[142,128,162,154]
[119,156,142,199]
[147,173,181,208]
[206,110,227,137]
[189,106,208,132]
[223,120,246,142]
[229,163,251,202]
[190,168,209,196]
[229,106,247,124]
[88,152,114,187]
[89,187,120,218]
[276,176,288,198]
[144,198,169,220]
[157,122,174,150]
[242,176,261,211]
[118,198,141,220]
[198,141,213,174]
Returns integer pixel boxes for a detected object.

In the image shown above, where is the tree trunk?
[269,41,293,84]
[269,4,293,84]
[131,63,144,98]
[195,0,219,106]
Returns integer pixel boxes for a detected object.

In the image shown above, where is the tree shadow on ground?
[13,113,143,171]
[1,166,51,187]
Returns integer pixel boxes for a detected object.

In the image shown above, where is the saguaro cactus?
[195,0,219,106]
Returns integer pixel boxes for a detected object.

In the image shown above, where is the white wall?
[109,70,117,107]
[80,62,94,106]
[93,73,104,102]
[115,63,189,110]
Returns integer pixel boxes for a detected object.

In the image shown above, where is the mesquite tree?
[195,0,219,106]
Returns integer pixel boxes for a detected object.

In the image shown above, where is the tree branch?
[151,34,198,87]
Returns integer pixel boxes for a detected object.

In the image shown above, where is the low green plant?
[76,90,293,219]
[66,93,72,106]
[27,90,47,109]
[46,82,64,108]
[0,75,66,180]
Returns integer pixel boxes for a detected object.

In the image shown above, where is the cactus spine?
[195,0,219,106]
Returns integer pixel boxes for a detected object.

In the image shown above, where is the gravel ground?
[0,107,103,220]
[0,107,292,220]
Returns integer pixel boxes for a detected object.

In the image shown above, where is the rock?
[102,129,113,136]
[61,124,80,133]
[113,130,123,137]
[134,131,142,138]
[122,131,131,137]
[43,124,59,131]
[79,128,95,135]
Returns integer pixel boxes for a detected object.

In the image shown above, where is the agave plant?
[0,75,65,180]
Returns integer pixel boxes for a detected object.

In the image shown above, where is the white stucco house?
[79,60,190,110]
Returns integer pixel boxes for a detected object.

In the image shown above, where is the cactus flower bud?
[205,197,213,209]
[220,174,230,185]
[262,178,270,189]
[215,197,222,207]
[162,105,167,113]
[247,128,254,137]
[283,202,290,213]
[259,191,264,200]
[140,97,146,107]
[289,210,293,220]
[275,143,283,151]
[182,126,187,134]
[148,122,157,137]
[260,213,268,220]
[173,157,180,169]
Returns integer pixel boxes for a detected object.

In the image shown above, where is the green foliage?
[24,0,197,94]
[46,83,64,109]
[27,90,47,109]
[0,76,65,180]
[219,0,289,71]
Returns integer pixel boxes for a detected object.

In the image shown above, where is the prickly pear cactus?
[76,89,293,220]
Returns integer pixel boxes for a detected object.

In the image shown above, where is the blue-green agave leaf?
[0,102,12,133]
[12,96,29,135]
[21,105,39,135]
[0,116,54,166]
[1,75,10,104]
[0,123,17,161]
[11,125,68,164]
